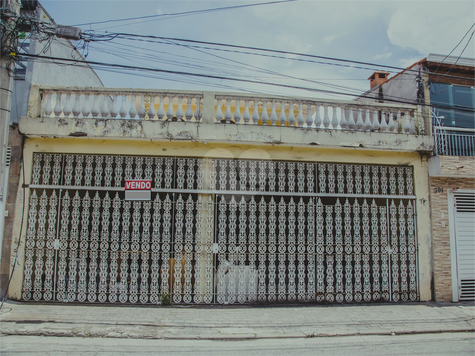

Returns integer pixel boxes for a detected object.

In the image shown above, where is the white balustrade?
[38,88,419,135]
[40,89,203,122]
[213,95,418,135]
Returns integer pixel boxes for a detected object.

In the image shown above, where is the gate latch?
[54,239,60,250]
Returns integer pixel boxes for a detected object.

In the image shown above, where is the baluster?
[288,102,296,127]
[323,104,330,129]
[233,99,242,124]
[261,100,269,125]
[403,110,411,133]
[286,101,296,127]
[270,100,278,126]
[147,95,156,120]
[82,93,92,118]
[362,108,371,131]
[110,94,118,119]
[184,96,193,122]
[175,96,184,121]
[224,99,232,124]
[129,94,138,119]
[408,111,415,134]
[53,92,63,118]
[388,111,396,132]
[331,105,339,129]
[305,103,313,127]
[380,111,388,132]
[72,93,81,118]
[195,96,202,121]
[43,91,53,117]
[101,94,110,118]
[252,99,259,125]
[340,105,347,130]
[91,93,100,118]
[355,108,364,131]
[138,94,146,120]
[347,107,355,130]
[279,100,287,126]
[157,95,165,121]
[243,99,251,125]
[314,103,322,128]
[396,110,402,133]
[297,102,304,127]
[372,109,380,131]
[166,95,175,121]
[119,94,128,119]
[215,98,223,123]
[62,92,73,118]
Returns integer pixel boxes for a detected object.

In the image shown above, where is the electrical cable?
[86,36,472,106]
[90,39,368,97]
[444,30,475,77]
[17,52,475,116]
[432,22,475,75]
[81,32,475,82]
[72,0,297,27]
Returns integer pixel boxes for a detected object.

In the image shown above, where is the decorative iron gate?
[22,153,418,304]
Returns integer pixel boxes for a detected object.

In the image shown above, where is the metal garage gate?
[452,192,475,301]
[21,153,418,304]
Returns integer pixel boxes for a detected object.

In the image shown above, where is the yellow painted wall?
[9,137,433,301]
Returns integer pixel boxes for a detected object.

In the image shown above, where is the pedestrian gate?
[22,153,418,304]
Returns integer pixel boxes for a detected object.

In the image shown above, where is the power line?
[445,29,475,76]
[17,52,475,114]
[73,0,297,27]
[82,32,474,82]
[432,22,475,75]
[90,38,368,97]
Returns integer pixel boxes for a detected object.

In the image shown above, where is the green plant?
[160,293,172,306]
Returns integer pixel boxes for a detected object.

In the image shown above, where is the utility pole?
[0,0,21,263]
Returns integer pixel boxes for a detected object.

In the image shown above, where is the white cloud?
[387,3,475,58]
[323,33,346,45]
[398,56,423,68]
[374,52,393,60]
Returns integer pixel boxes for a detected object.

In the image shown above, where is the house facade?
[359,54,475,302]
[4,86,435,305]
[0,0,103,296]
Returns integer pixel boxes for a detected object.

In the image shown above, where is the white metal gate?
[21,153,418,304]
[451,192,475,301]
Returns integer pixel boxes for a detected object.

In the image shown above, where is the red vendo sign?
[125,180,152,190]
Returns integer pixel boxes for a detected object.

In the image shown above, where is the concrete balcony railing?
[22,86,434,152]
[28,86,425,135]
[434,126,475,157]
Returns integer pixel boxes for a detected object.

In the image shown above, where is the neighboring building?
[0,0,103,296]
[4,84,435,305]
[359,54,475,302]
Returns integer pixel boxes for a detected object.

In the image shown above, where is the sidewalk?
[1,301,474,340]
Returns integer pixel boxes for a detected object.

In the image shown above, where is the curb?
[2,328,474,341]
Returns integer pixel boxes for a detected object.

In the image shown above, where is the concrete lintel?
[19,117,434,153]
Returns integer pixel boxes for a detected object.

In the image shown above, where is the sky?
[39,0,475,100]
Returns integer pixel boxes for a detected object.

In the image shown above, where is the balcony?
[433,126,475,157]
[21,86,433,152]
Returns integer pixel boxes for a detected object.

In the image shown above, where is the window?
[430,83,475,129]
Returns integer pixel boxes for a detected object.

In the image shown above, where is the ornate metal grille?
[22,153,418,304]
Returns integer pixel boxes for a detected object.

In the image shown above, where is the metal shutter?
[454,193,475,301]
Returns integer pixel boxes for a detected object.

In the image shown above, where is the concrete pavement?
[1,301,474,340]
